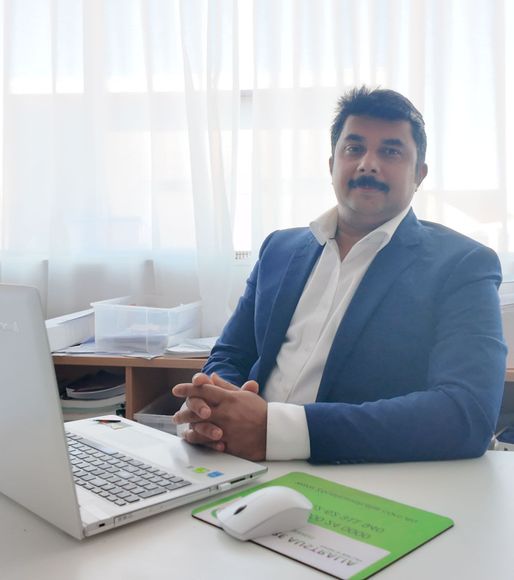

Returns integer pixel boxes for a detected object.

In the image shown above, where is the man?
[172,87,506,464]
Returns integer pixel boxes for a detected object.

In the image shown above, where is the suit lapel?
[317,211,424,401]
[257,236,323,386]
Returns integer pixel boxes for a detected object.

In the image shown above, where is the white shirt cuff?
[265,402,310,460]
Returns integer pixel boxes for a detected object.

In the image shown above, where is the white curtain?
[1,0,513,333]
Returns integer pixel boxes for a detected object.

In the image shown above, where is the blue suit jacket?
[203,210,507,463]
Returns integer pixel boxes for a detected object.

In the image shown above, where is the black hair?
[330,86,427,173]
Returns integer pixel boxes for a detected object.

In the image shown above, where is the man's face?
[329,115,428,232]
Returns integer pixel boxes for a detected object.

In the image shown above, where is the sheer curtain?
[0,0,240,334]
[250,0,514,260]
[1,0,513,334]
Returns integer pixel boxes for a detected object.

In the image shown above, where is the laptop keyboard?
[66,432,192,507]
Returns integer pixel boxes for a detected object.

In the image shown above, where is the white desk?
[1,451,513,580]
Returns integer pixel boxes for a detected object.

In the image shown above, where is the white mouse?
[216,485,313,541]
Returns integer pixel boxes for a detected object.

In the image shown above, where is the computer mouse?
[216,485,313,541]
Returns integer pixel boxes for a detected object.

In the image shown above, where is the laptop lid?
[0,284,267,539]
[0,284,84,538]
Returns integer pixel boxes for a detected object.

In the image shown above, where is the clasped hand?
[171,373,267,461]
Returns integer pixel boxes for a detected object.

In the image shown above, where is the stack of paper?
[165,337,218,357]
[59,370,125,421]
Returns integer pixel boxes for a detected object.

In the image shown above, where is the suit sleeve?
[305,246,507,463]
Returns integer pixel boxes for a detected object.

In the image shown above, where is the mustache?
[348,176,390,193]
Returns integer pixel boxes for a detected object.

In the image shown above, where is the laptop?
[0,284,267,539]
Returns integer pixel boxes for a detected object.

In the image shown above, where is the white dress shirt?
[264,205,410,460]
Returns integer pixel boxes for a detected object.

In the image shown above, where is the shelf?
[53,354,206,419]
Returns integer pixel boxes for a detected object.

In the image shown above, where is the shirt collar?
[310,205,410,249]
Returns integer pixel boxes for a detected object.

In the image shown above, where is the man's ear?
[416,162,428,188]
[329,156,334,175]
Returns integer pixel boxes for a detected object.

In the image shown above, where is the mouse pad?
[192,471,453,580]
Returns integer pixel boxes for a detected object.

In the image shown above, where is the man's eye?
[382,147,401,157]
[344,145,363,154]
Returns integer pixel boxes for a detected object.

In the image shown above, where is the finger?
[172,396,211,424]
[172,382,194,398]
[210,373,238,390]
[172,407,199,425]
[210,373,259,394]
[172,382,210,398]
[172,382,229,404]
[204,441,226,452]
[182,427,225,451]
[195,440,226,452]
[190,422,223,441]
[192,372,212,386]
[186,396,211,419]
[241,380,259,394]
[172,374,213,398]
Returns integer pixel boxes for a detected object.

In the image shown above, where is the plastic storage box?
[46,308,95,351]
[133,393,179,435]
[91,295,201,355]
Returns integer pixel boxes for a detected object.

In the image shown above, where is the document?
[165,336,217,357]
[54,339,161,360]
[192,471,453,580]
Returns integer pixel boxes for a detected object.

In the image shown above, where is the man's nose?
[357,151,379,174]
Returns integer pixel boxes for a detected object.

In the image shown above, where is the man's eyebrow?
[343,133,365,142]
[382,138,405,147]
[341,135,406,147]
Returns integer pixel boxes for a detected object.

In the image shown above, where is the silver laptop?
[0,284,267,539]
